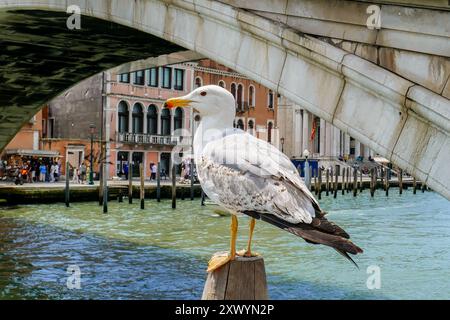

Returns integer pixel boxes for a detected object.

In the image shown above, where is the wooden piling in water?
[202,254,268,300]
[118,189,123,202]
[156,162,161,202]
[413,177,417,194]
[353,168,357,197]
[325,169,329,196]
[359,170,363,193]
[140,163,145,209]
[399,169,403,195]
[98,165,103,206]
[334,166,338,198]
[422,183,426,193]
[65,161,70,207]
[342,167,345,195]
[318,168,322,200]
[128,162,133,204]
[171,165,176,209]
[385,168,389,196]
[201,189,206,206]
[102,163,108,214]
[370,168,375,197]
[190,159,194,201]
[346,167,350,193]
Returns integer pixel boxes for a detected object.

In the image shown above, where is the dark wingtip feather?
[335,249,360,269]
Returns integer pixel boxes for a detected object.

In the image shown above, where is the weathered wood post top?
[202,252,268,300]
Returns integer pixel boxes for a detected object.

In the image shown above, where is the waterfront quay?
[0,176,423,205]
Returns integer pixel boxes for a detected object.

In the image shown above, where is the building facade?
[191,59,278,144]
[277,97,375,161]
[41,64,194,179]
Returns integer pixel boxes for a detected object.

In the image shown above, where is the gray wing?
[198,131,320,224]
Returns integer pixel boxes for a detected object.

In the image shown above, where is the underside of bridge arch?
[0,1,449,200]
[0,9,185,150]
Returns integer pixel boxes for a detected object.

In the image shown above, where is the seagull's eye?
[200,91,207,96]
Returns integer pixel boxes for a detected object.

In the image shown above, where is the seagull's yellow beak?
[164,97,192,109]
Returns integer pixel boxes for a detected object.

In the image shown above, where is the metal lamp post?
[89,123,95,185]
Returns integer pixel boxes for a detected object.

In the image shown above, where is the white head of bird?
[165,85,236,130]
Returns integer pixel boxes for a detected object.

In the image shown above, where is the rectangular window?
[162,67,172,89]
[133,70,145,86]
[119,73,130,83]
[174,68,184,91]
[147,67,159,87]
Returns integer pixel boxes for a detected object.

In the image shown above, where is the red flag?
[310,120,317,141]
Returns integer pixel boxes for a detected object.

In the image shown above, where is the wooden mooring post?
[413,177,417,194]
[370,168,375,197]
[202,254,268,300]
[201,190,206,206]
[325,169,329,196]
[172,165,176,209]
[341,167,345,195]
[140,163,145,209]
[190,159,195,201]
[333,166,338,198]
[346,167,350,193]
[102,163,108,214]
[399,169,403,195]
[422,183,426,193]
[118,189,123,202]
[385,168,389,196]
[318,168,322,200]
[156,162,161,202]
[359,170,363,193]
[128,161,133,204]
[353,168,357,197]
[65,161,70,207]
[98,165,103,206]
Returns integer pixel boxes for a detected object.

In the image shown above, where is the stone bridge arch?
[0,0,449,199]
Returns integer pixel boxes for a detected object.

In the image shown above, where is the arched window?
[267,121,273,143]
[218,80,225,88]
[147,104,158,135]
[268,90,274,109]
[132,103,143,134]
[230,83,236,100]
[248,119,254,135]
[249,85,255,107]
[174,107,183,131]
[195,77,203,88]
[118,101,129,133]
[237,84,243,109]
[161,108,171,135]
[237,119,244,130]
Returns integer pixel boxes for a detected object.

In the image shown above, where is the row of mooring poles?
[304,164,427,199]
[64,158,203,210]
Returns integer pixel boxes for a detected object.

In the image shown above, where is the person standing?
[151,163,157,181]
[80,163,87,184]
[54,162,59,182]
[49,163,56,183]
[72,166,80,184]
[123,162,129,180]
[39,163,46,182]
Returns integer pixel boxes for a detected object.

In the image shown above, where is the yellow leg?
[238,218,259,257]
[207,215,238,272]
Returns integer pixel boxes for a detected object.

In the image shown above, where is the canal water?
[0,190,449,300]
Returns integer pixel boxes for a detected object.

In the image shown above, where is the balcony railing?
[236,101,249,113]
[117,132,191,145]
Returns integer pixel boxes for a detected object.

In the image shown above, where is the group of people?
[71,162,90,184]
[0,159,61,183]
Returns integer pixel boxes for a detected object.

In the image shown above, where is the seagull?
[165,85,363,272]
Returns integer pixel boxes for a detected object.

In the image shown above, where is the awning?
[6,149,60,158]
[373,156,389,164]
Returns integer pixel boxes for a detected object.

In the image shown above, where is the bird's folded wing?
[201,130,320,223]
